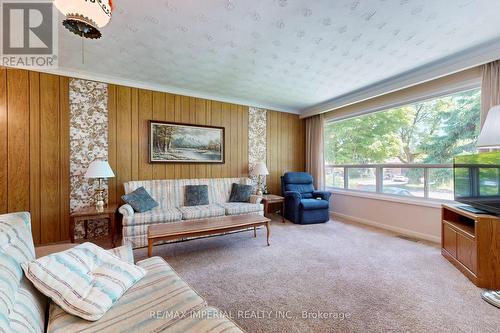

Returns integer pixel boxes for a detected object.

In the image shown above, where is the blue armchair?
[281,172,331,224]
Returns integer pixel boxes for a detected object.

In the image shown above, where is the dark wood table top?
[148,214,271,238]
[262,194,284,202]
[70,204,118,217]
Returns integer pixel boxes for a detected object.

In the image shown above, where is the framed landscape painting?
[149,121,225,163]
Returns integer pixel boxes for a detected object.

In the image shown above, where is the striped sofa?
[0,212,245,333]
[119,178,264,248]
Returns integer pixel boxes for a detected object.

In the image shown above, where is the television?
[454,151,500,215]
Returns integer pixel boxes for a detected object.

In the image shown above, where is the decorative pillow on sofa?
[22,242,146,321]
[228,183,253,202]
[121,186,158,213]
[184,185,209,206]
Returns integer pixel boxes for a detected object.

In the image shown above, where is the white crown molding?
[300,37,500,119]
[37,67,301,115]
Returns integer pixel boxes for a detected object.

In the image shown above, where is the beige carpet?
[135,216,499,333]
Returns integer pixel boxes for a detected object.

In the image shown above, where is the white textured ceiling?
[57,0,500,113]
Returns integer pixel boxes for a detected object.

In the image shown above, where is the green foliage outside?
[324,89,481,187]
[325,89,480,165]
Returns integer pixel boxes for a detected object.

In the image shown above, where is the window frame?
[323,86,481,203]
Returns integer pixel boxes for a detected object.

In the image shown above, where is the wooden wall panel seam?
[0,68,8,214]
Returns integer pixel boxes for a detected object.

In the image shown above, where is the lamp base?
[94,181,105,212]
[95,200,104,213]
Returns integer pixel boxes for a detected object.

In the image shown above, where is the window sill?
[328,188,457,209]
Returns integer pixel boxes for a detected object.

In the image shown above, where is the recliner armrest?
[284,191,302,204]
[118,204,135,217]
[313,191,331,201]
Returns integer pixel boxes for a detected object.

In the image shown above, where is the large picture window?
[324,88,481,200]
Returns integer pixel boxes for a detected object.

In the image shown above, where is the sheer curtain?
[305,114,325,189]
[481,60,500,128]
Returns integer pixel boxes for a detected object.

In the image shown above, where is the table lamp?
[477,105,500,149]
[84,160,115,212]
[252,162,269,196]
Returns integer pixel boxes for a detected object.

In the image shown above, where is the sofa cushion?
[124,180,178,209]
[178,205,225,220]
[108,242,134,264]
[0,212,46,333]
[122,207,182,226]
[228,183,253,202]
[46,257,208,333]
[9,278,46,333]
[165,306,244,333]
[22,242,146,321]
[219,203,263,216]
[122,186,159,213]
[300,199,329,210]
[185,185,209,206]
[123,178,252,208]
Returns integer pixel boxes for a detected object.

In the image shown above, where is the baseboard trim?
[330,211,440,244]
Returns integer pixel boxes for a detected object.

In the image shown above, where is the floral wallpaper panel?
[248,107,267,189]
[69,78,109,239]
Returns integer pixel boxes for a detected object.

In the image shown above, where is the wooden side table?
[70,205,118,247]
[261,194,285,223]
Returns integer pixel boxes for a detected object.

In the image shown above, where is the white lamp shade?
[85,161,115,179]
[252,162,269,176]
[477,105,500,149]
[54,0,112,28]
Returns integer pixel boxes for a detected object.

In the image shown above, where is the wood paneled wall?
[266,111,305,195]
[0,69,304,245]
[107,84,305,204]
[107,85,252,203]
[0,67,70,245]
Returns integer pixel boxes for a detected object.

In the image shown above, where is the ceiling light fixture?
[54,0,114,39]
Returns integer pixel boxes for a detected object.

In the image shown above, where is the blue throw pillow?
[228,183,253,202]
[121,187,158,213]
[185,185,209,206]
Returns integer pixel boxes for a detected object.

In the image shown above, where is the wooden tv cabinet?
[441,204,500,289]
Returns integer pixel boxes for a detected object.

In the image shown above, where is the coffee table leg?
[265,222,270,246]
[148,240,153,258]
[254,226,257,238]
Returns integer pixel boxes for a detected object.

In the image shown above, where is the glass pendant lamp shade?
[54,0,113,39]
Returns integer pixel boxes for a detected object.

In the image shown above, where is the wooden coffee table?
[147,214,271,257]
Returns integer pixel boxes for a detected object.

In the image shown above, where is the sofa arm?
[313,191,332,201]
[118,204,135,217]
[249,195,262,204]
